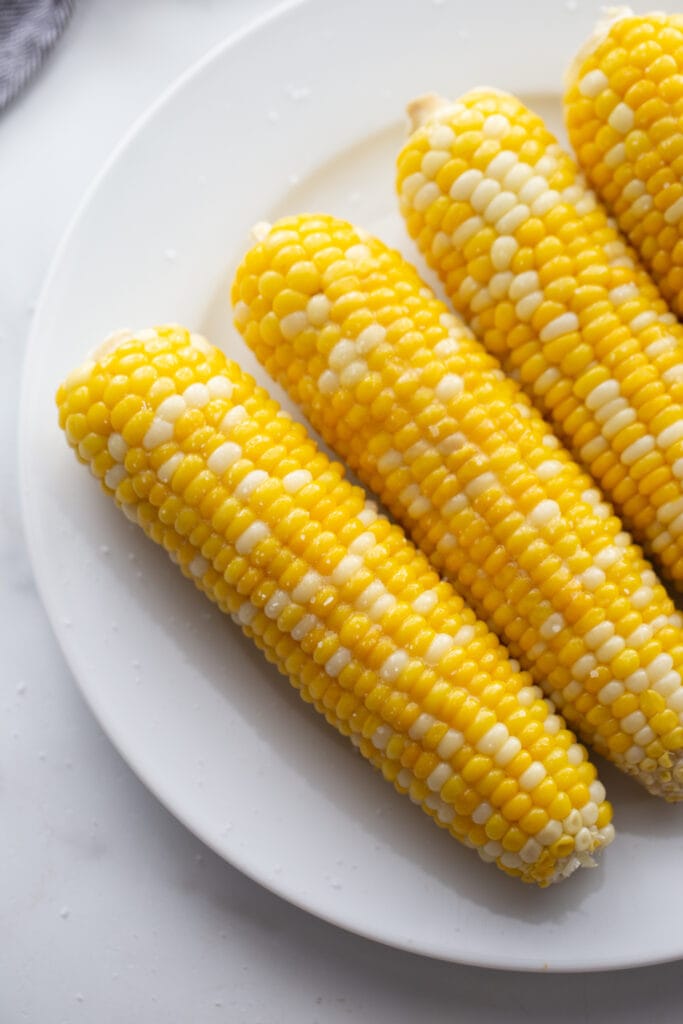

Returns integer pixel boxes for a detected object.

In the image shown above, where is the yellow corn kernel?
[56,326,613,886]
[234,213,683,801]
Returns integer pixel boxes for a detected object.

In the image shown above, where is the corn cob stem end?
[91,325,212,364]
[406,88,515,134]
[92,327,134,361]
[251,221,272,243]
[61,328,136,393]
[406,93,449,132]
[643,761,683,803]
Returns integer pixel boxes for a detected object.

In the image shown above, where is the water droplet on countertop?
[60,906,70,919]
[164,247,177,262]
[288,172,300,186]
[16,681,26,695]
[75,993,84,1003]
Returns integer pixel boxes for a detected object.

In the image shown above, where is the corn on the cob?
[397,87,683,585]
[56,325,614,884]
[565,10,683,318]
[233,213,683,800]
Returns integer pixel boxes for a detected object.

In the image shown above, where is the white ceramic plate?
[21,0,683,971]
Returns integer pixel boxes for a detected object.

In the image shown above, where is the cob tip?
[406,87,514,135]
[251,220,272,243]
[59,328,136,394]
[564,6,634,88]
[406,93,449,133]
[89,326,211,367]
[92,327,134,361]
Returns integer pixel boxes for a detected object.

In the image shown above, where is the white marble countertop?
[3,1,683,1020]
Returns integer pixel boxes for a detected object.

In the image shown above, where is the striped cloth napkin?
[0,0,74,111]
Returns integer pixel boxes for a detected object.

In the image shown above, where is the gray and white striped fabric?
[0,0,74,111]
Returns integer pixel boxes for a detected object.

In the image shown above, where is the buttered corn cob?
[397,88,683,584]
[56,325,613,885]
[233,214,683,800]
[566,10,683,317]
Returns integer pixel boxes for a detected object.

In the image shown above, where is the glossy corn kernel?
[566,11,683,317]
[397,87,683,586]
[233,214,683,800]
[56,325,613,885]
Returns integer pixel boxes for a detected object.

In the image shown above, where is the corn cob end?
[406,89,513,133]
[251,220,272,243]
[406,93,449,132]
[564,6,634,87]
